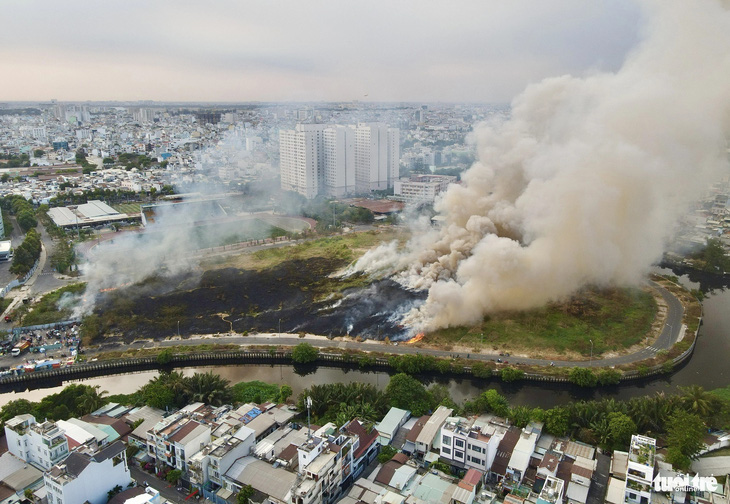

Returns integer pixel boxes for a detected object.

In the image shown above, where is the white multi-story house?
[188,425,255,493]
[341,419,380,483]
[505,423,542,489]
[624,435,656,504]
[4,415,69,471]
[440,415,506,474]
[44,441,131,504]
[537,475,565,504]
[414,406,453,458]
[291,423,357,504]
[146,414,211,472]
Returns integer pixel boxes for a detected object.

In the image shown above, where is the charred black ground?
[86,255,424,343]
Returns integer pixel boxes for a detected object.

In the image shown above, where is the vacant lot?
[424,287,657,358]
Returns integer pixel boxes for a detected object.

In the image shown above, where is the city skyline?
[2,0,641,103]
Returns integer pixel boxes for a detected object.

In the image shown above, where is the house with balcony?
[440,415,508,475]
[624,435,656,504]
[413,406,453,459]
[146,413,211,473]
[187,425,255,499]
[341,419,380,483]
[44,441,131,504]
[4,415,70,471]
[290,423,357,504]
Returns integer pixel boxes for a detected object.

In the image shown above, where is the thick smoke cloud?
[355,0,730,331]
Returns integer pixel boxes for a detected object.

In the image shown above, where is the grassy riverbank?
[422,286,657,359]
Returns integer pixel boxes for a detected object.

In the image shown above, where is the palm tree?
[590,418,611,449]
[679,385,713,419]
[77,385,108,415]
[627,397,652,433]
[184,372,233,406]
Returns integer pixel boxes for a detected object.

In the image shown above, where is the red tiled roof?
[392,453,409,464]
[346,419,379,460]
[458,468,483,490]
[278,443,299,462]
[168,420,200,443]
[539,452,560,472]
[405,416,430,443]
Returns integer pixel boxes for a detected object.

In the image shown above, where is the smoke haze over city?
[354,0,730,330]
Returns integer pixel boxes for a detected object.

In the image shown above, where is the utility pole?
[177,320,180,338]
[279,318,281,337]
[306,396,312,439]
[589,339,593,367]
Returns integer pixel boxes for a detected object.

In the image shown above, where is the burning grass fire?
[406,333,425,344]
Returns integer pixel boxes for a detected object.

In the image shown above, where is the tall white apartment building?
[280,123,398,198]
[279,124,325,199]
[323,126,355,197]
[354,123,399,192]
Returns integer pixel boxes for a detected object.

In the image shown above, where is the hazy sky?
[2,0,643,103]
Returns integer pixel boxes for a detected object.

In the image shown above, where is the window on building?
[454,439,464,448]
[442,447,451,455]
[442,435,452,445]
[455,450,464,459]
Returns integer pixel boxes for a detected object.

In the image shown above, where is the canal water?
[1,268,728,409]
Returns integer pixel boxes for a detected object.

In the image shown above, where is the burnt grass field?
[84,255,425,344]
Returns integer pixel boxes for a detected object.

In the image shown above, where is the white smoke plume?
[73,129,283,317]
[75,200,215,316]
[355,0,730,331]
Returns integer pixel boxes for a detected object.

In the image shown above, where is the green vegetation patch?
[426,287,657,357]
[111,203,142,215]
[193,218,288,248]
[204,229,402,273]
[21,283,86,326]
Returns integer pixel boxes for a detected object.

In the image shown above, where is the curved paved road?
[122,280,686,369]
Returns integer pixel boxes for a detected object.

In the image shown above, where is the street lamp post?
[589,339,593,367]
[177,320,180,338]
[279,318,281,337]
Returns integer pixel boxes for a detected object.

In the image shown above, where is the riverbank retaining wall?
[0,326,701,391]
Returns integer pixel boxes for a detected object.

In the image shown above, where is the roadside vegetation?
[9,228,41,277]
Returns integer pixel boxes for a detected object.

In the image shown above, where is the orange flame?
[99,282,132,293]
[407,332,424,344]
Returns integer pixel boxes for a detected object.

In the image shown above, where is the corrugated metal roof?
[416,406,453,447]
[226,456,296,502]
